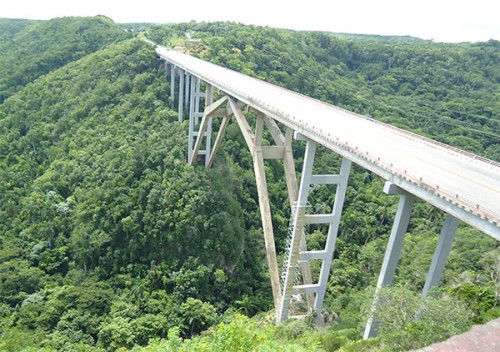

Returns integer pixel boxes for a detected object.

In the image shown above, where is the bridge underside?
[160,56,499,337]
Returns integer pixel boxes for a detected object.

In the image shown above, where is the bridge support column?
[190,92,224,167]
[421,214,459,298]
[278,133,351,323]
[184,73,190,110]
[206,112,229,168]
[204,85,213,167]
[364,182,415,339]
[189,82,214,165]
[170,64,176,100]
[196,96,344,316]
[280,125,315,309]
[221,98,282,308]
[178,70,184,122]
[254,114,282,309]
[163,60,169,80]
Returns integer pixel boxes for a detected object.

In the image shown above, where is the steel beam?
[194,78,202,124]
[262,146,285,159]
[224,101,281,309]
[278,132,351,323]
[187,75,196,162]
[283,127,298,206]
[261,118,315,308]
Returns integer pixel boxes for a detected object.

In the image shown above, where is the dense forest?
[0,17,499,351]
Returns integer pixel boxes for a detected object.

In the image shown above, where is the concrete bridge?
[155,46,500,338]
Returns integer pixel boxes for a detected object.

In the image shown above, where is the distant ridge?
[326,31,429,43]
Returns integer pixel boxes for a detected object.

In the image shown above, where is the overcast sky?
[2,0,499,42]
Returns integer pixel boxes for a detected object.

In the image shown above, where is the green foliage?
[142,313,324,351]
[0,18,37,43]
[451,282,497,322]
[1,17,498,351]
[0,16,130,102]
[364,285,474,351]
[180,298,218,337]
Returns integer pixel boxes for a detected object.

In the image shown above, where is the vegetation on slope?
[0,18,498,351]
[0,18,38,43]
[0,16,131,103]
[0,33,274,349]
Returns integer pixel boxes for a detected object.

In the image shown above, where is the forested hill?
[0,18,38,42]
[0,17,499,351]
[0,16,131,103]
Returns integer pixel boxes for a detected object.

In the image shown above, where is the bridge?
[155,46,500,338]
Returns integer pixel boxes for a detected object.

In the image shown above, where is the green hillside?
[0,16,131,102]
[0,18,38,42]
[0,18,498,351]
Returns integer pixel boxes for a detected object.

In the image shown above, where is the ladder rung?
[300,250,328,261]
[193,150,207,155]
[302,214,335,224]
[294,284,321,294]
[310,174,342,184]
[193,132,208,137]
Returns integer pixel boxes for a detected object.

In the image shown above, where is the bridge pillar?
[364,182,415,339]
[163,60,169,80]
[421,214,459,298]
[178,70,184,122]
[254,114,282,309]
[187,79,215,165]
[278,133,351,323]
[184,73,190,110]
[170,64,176,100]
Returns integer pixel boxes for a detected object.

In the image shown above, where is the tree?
[363,285,473,351]
[180,298,218,337]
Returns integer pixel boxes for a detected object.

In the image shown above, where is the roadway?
[156,47,500,240]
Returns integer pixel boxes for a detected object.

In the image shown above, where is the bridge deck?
[156,47,500,239]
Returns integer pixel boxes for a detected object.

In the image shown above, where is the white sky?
[2,0,499,42]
